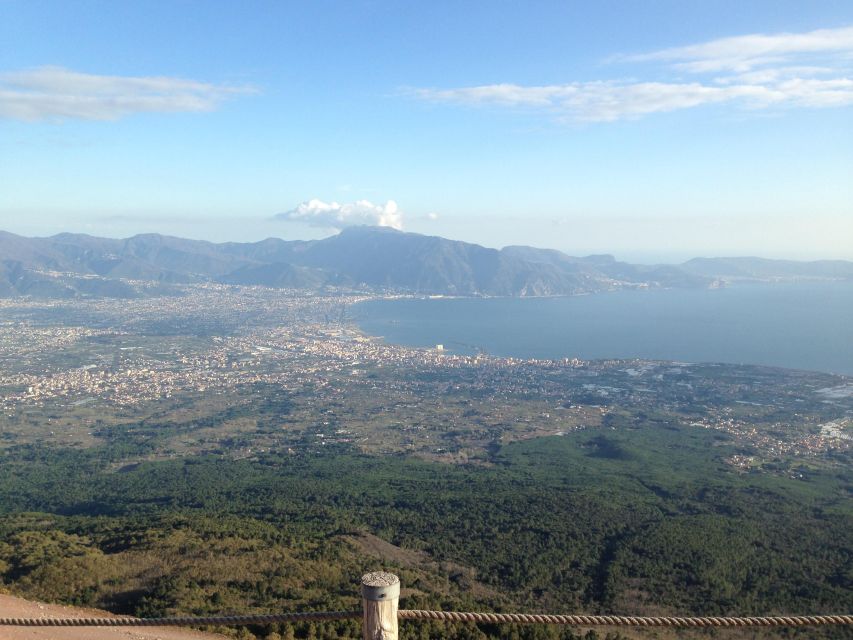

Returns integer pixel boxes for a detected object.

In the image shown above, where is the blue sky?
[1,1,851,261]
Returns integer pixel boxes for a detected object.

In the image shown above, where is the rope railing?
[1,573,851,634]
[0,611,360,627]
[3,610,852,629]
[399,611,853,627]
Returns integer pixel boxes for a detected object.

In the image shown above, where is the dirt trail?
[0,594,226,640]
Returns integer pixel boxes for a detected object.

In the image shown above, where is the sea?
[354,281,853,376]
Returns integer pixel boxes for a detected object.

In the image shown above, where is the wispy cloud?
[412,25,853,122]
[0,66,255,121]
[274,199,404,230]
[623,25,853,73]
[414,78,853,122]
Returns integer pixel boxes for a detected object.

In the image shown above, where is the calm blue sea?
[354,282,853,375]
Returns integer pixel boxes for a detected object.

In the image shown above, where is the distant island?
[1,226,851,298]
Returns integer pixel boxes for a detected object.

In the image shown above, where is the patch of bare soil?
[345,532,430,567]
[0,594,227,640]
[344,532,505,602]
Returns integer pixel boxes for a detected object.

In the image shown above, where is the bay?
[354,282,853,375]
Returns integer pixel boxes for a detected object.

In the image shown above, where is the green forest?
[1,418,850,640]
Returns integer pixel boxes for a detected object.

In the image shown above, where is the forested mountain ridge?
[2,227,849,298]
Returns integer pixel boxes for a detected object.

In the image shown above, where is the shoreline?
[350,281,853,378]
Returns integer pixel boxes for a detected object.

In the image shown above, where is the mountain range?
[1,226,851,298]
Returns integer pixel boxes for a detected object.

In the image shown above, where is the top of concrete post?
[361,572,400,601]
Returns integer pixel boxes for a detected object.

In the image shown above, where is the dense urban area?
[1,285,850,464]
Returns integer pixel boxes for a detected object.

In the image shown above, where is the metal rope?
[1,609,852,628]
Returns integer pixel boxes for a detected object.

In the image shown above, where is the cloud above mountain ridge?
[275,199,404,230]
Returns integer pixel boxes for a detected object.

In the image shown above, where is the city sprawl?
[1,284,850,473]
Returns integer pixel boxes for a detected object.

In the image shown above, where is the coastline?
[350,281,853,377]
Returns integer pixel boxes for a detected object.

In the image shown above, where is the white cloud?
[275,199,404,230]
[0,66,255,121]
[625,25,853,73]
[415,78,853,122]
[411,25,853,122]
